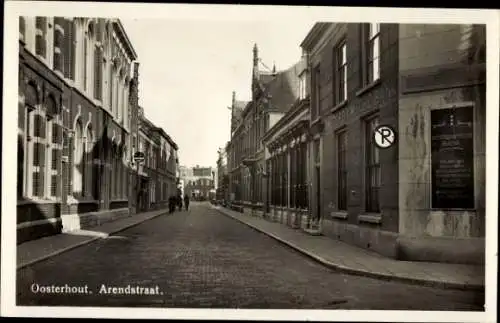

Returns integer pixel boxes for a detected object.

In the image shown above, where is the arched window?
[117,67,125,122]
[94,46,103,101]
[19,84,38,198]
[73,120,84,195]
[110,64,117,114]
[123,76,129,127]
[83,32,88,91]
[19,16,26,41]
[83,21,95,92]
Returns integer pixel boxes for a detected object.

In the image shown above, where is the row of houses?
[223,23,486,265]
[17,16,179,244]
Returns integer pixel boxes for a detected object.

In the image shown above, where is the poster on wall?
[431,106,474,209]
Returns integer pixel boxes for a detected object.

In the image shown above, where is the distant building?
[181,165,215,200]
[135,108,179,212]
[227,44,302,215]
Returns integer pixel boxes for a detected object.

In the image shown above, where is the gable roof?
[264,61,301,113]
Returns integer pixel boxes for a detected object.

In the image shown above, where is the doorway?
[315,165,321,221]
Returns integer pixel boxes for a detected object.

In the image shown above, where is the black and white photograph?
[1,2,498,322]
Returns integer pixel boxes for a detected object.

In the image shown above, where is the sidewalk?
[17,208,169,270]
[213,205,485,291]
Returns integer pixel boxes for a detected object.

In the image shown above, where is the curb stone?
[17,211,169,270]
[212,206,484,292]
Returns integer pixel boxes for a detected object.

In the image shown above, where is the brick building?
[135,108,179,212]
[227,44,302,215]
[299,23,485,264]
[261,54,310,228]
[17,17,141,243]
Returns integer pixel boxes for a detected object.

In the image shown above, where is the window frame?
[334,40,348,104]
[362,23,381,86]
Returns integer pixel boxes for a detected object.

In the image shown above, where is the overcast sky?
[120,18,314,168]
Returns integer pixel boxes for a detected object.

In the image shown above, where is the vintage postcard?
[1,2,498,321]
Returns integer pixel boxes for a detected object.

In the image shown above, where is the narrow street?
[17,202,483,310]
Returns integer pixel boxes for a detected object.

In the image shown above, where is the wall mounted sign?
[431,106,474,209]
[373,125,396,149]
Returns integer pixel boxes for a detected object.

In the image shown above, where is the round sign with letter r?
[373,125,397,149]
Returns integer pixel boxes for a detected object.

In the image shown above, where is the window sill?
[329,100,348,115]
[330,211,348,220]
[356,78,381,98]
[311,117,321,126]
[358,213,382,224]
[17,198,61,205]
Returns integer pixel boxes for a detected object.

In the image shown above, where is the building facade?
[261,54,310,228]
[227,44,302,215]
[17,17,142,243]
[135,108,179,212]
[299,23,485,264]
[182,166,215,200]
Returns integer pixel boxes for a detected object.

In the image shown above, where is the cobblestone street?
[17,202,484,310]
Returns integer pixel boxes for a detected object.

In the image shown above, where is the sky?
[120,18,314,168]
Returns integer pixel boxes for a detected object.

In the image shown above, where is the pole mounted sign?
[133,151,145,163]
[373,125,397,149]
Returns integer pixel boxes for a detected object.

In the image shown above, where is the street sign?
[133,151,145,162]
[373,125,396,149]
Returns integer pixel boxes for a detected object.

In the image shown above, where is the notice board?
[431,106,474,209]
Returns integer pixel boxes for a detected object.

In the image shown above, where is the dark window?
[365,116,380,213]
[312,64,321,120]
[337,130,348,210]
[94,48,103,100]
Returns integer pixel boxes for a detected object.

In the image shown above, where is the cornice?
[300,23,331,51]
[112,19,138,61]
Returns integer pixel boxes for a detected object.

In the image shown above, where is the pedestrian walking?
[177,194,183,211]
[168,195,177,214]
[184,194,190,211]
